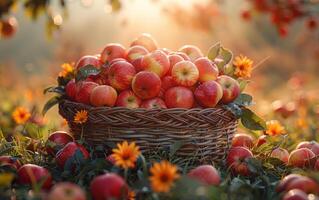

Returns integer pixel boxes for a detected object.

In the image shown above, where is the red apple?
[159,48,172,55]
[108,58,127,66]
[116,90,141,108]
[0,156,21,169]
[167,54,184,75]
[47,182,86,200]
[256,135,268,147]
[0,17,18,38]
[178,45,203,61]
[288,148,316,168]
[90,85,118,107]
[296,141,319,156]
[131,57,144,72]
[271,148,289,164]
[283,189,308,200]
[231,133,254,149]
[159,76,177,97]
[194,81,223,108]
[132,71,161,100]
[130,33,158,52]
[174,52,191,61]
[56,142,90,169]
[171,61,199,87]
[141,98,167,109]
[126,45,149,63]
[100,43,126,64]
[106,155,116,165]
[141,50,170,78]
[276,174,304,192]
[75,81,98,105]
[90,173,129,200]
[18,164,52,189]
[315,159,319,171]
[75,55,103,70]
[108,61,136,91]
[188,165,221,186]
[216,75,240,104]
[65,79,77,101]
[165,86,194,109]
[226,147,253,176]
[46,131,74,156]
[285,176,319,194]
[194,57,219,82]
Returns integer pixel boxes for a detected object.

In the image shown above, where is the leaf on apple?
[75,65,101,82]
[207,42,221,61]
[220,47,233,64]
[240,108,266,130]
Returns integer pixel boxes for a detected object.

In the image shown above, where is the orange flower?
[12,107,31,124]
[265,120,286,136]
[73,110,88,124]
[233,55,253,79]
[128,190,136,200]
[149,160,180,193]
[59,63,74,78]
[112,141,141,169]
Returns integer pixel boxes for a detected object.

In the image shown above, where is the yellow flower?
[233,55,253,79]
[112,141,141,169]
[12,107,31,124]
[73,110,88,124]
[59,63,74,78]
[149,160,180,193]
[265,120,286,136]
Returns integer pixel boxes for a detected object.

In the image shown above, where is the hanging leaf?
[238,79,250,92]
[207,42,221,61]
[223,103,242,118]
[43,86,65,95]
[234,93,253,107]
[241,108,266,130]
[220,47,233,64]
[42,96,60,115]
[75,65,101,82]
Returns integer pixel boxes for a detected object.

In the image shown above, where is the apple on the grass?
[231,133,254,149]
[141,98,167,109]
[46,131,74,156]
[256,135,268,147]
[178,45,203,61]
[130,33,158,52]
[90,173,129,200]
[126,45,149,63]
[65,79,77,101]
[141,50,170,78]
[100,43,126,64]
[167,54,184,75]
[194,57,219,82]
[171,61,199,87]
[165,86,194,109]
[18,164,52,189]
[194,80,223,108]
[75,81,98,105]
[47,182,86,200]
[116,90,141,109]
[284,176,319,194]
[276,174,304,192]
[296,141,319,156]
[216,75,240,104]
[282,189,308,200]
[288,148,316,168]
[270,148,289,164]
[226,146,253,176]
[56,142,90,169]
[188,165,221,186]
[90,85,118,107]
[132,71,161,100]
[108,61,136,91]
[75,55,103,70]
[0,155,21,169]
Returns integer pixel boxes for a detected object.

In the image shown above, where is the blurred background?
[0,0,318,133]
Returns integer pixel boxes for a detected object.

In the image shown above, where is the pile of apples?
[65,33,240,109]
[227,133,319,175]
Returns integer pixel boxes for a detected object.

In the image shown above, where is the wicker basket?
[59,99,238,166]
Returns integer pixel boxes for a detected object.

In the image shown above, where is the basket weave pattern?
[59,100,237,165]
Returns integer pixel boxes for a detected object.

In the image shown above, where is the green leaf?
[43,86,65,95]
[25,123,41,139]
[238,79,250,92]
[234,93,253,107]
[169,141,185,157]
[220,47,233,64]
[42,96,60,116]
[207,42,221,61]
[75,65,101,82]
[223,103,242,118]
[241,108,266,130]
